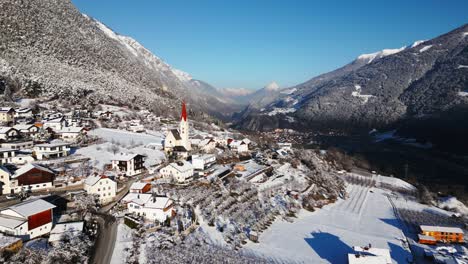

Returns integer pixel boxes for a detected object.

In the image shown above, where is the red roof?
[181,101,187,121]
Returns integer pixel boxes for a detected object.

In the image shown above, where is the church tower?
[179,101,191,150]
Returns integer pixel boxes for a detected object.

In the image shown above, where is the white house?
[55,127,85,142]
[0,127,20,141]
[129,182,151,194]
[0,108,15,124]
[191,154,216,171]
[122,193,174,223]
[13,124,39,137]
[1,141,34,150]
[34,142,71,160]
[111,153,146,176]
[84,175,117,204]
[198,138,216,153]
[0,148,16,165]
[3,164,56,194]
[14,108,33,119]
[160,161,194,183]
[0,199,56,240]
[42,117,67,131]
[229,140,249,153]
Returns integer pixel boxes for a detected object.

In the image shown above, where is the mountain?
[235,24,468,151]
[0,0,236,119]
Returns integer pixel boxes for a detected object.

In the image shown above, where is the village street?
[91,174,147,264]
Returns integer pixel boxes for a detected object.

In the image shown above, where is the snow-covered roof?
[418,234,436,241]
[168,161,193,173]
[49,221,84,242]
[43,117,65,123]
[13,124,35,131]
[112,153,145,161]
[12,163,55,179]
[130,182,149,190]
[123,193,172,209]
[420,225,464,234]
[35,141,71,148]
[192,154,216,162]
[145,196,172,209]
[4,199,56,217]
[15,108,32,113]
[122,193,152,205]
[0,215,26,229]
[56,127,84,133]
[0,107,14,113]
[199,138,215,146]
[0,127,16,134]
[84,175,110,186]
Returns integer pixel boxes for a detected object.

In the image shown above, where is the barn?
[0,199,56,240]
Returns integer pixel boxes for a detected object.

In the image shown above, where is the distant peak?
[411,40,426,48]
[357,46,406,64]
[264,81,280,91]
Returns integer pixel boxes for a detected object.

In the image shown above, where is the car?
[6,194,18,200]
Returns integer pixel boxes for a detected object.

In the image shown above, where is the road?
[90,213,117,264]
[90,174,145,264]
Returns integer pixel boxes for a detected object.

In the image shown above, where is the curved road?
[91,214,118,264]
[90,175,144,264]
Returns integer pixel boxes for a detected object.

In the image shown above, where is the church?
[164,101,191,156]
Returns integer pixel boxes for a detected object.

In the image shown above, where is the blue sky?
[72,0,467,90]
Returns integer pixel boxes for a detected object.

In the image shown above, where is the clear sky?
[72,0,467,90]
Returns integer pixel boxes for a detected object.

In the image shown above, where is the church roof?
[169,129,182,140]
[181,101,187,121]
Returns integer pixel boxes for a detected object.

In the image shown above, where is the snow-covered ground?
[244,184,412,263]
[89,128,164,146]
[77,128,165,169]
[110,223,134,264]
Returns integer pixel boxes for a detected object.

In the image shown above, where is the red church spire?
[181,100,187,121]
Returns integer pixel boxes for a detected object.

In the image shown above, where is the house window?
[43,184,46,187]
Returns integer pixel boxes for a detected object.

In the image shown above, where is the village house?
[0,149,16,165]
[1,141,34,150]
[122,193,174,223]
[129,182,151,194]
[42,116,67,131]
[191,154,216,171]
[33,141,71,160]
[128,120,145,133]
[84,175,117,204]
[14,108,33,119]
[0,127,20,142]
[0,108,15,124]
[13,124,39,138]
[111,153,146,177]
[418,225,464,244]
[198,138,217,153]
[55,127,85,142]
[0,199,56,240]
[164,101,191,154]
[0,164,56,194]
[160,161,194,183]
[229,140,249,153]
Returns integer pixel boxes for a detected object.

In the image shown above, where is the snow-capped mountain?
[235,24,468,151]
[0,0,239,119]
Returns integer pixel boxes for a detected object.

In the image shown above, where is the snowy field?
[76,128,165,169]
[245,184,412,263]
[110,223,134,264]
[88,128,164,146]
